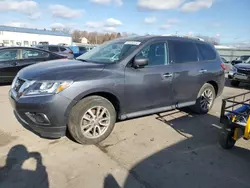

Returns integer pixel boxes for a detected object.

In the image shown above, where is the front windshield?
[76,40,141,63]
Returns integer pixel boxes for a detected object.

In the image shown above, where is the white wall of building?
[81,37,89,44]
[0,30,72,47]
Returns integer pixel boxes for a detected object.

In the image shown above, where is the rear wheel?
[230,80,240,87]
[219,128,236,149]
[192,83,216,114]
[68,96,116,145]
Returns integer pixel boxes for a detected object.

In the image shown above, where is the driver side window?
[136,42,168,66]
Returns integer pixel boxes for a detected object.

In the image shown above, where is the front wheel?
[192,83,216,114]
[68,96,116,145]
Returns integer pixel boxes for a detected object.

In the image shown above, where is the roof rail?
[161,34,205,41]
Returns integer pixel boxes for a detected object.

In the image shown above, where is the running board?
[120,101,195,120]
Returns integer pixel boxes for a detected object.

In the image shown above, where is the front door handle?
[199,69,207,73]
[162,73,173,78]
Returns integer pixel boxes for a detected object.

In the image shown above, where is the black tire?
[68,96,116,145]
[230,80,240,87]
[219,129,236,149]
[192,83,216,114]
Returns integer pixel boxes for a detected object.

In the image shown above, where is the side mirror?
[133,58,148,68]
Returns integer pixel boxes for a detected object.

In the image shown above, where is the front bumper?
[9,90,73,138]
[228,71,250,82]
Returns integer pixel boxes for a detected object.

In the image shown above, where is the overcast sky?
[0,0,249,44]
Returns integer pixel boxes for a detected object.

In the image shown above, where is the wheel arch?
[64,88,123,123]
[206,80,218,96]
[84,91,121,117]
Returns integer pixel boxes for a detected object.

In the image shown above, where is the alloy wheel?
[200,88,214,111]
[80,106,111,139]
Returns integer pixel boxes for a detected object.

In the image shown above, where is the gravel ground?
[0,79,250,188]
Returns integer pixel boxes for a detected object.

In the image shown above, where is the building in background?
[0,25,72,47]
[81,37,89,44]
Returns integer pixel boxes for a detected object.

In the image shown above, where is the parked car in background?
[69,45,88,58]
[221,57,227,63]
[221,57,231,72]
[228,60,250,86]
[0,47,65,83]
[237,55,250,62]
[9,36,225,144]
[38,42,49,45]
[36,45,74,59]
[231,60,244,65]
[58,43,68,46]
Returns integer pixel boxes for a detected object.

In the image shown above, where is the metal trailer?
[219,91,250,149]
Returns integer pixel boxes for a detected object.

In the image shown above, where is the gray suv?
[9,36,225,144]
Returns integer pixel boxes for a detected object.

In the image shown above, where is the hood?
[18,59,105,80]
[234,63,250,69]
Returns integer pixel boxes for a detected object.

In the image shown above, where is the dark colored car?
[231,60,244,65]
[36,45,74,59]
[0,47,65,83]
[228,62,250,86]
[9,36,225,144]
[238,55,250,62]
[230,55,250,66]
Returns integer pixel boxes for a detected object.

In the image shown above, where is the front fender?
[61,80,124,123]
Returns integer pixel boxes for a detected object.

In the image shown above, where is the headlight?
[23,80,73,96]
[11,76,18,89]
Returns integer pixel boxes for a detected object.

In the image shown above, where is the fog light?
[25,112,50,125]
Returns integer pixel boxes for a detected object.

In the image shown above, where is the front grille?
[237,68,250,75]
[13,78,25,93]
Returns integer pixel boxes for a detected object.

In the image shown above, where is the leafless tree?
[72,30,81,43]
[71,30,133,44]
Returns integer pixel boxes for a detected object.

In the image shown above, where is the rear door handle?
[199,69,207,73]
[162,73,173,78]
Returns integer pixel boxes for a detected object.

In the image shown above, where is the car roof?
[37,44,68,47]
[0,46,59,54]
[113,35,209,45]
[36,45,71,49]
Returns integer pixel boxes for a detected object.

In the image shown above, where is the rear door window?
[21,49,49,59]
[59,47,67,52]
[0,49,19,62]
[48,46,59,52]
[196,43,216,61]
[168,40,198,64]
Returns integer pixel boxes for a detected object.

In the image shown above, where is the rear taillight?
[69,51,73,54]
[220,63,226,70]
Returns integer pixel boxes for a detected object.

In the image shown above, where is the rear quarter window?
[196,43,216,61]
[168,40,198,64]
[48,46,59,52]
[59,47,67,52]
